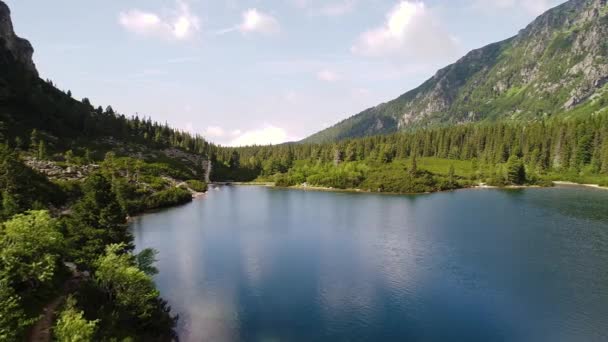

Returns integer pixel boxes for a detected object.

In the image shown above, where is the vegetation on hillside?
[0,145,183,340]
[216,113,608,190]
[304,0,608,143]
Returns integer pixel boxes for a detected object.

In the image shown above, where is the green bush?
[185,180,208,192]
[144,187,192,211]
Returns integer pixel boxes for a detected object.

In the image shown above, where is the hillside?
[304,0,608,143]
[0,0,216,179]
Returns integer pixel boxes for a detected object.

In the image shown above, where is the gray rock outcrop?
[0,1,37,75]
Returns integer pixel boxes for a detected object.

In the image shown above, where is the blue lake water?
[130,185,608,342]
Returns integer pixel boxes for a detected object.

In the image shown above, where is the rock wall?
[0,1,37,75]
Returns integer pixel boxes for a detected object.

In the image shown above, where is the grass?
[543,172,608,187]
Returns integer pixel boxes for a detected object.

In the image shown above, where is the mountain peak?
[304,0,608,143]
[0,0,37,76]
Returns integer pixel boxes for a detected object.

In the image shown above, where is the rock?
[0,1,37,75]
[564,96,579,109]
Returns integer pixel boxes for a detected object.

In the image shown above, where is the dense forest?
[214,112,608,192]
[0,140,216,340]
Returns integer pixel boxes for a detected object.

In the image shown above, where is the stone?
[0,1,37,75]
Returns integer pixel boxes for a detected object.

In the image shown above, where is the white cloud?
[239,9,281,34]
[214,8,280,36]
[352,1,459,59]
[229,125,297,146]
[317,69,341,82]
[472,0,558,15]
[204,126,226,138]
[119,0,200,41]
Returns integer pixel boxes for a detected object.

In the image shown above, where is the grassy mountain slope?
[304,0,608,143]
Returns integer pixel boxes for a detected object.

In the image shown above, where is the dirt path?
[27,278,82,342]
[27,294,66,342]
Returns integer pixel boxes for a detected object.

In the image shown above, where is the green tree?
[29,129,39,151]
[601,143,608,174]
[0,279,34,341]
[66,173,130,267]
[1,191,19,220]
[84,149,93,164]
[448,164,456,187]
[136,248,159,276]
[14,136,24,150]
[410,154,418,176]
[0,211,64,287]
[65,150,74,164]
[37,139,47,159]
[506,156,526,185]
[575,134,593,169]
[378,144,395,163]
[95,244,159,319]
[229,150,240,169]
[54,296,98,342]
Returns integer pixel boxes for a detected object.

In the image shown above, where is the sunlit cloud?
[204,126,226,138]
[352,1,459,59]
[215,9,280,36]
[239,9,280,34]
[119,0,200,41]
[229,125,298,146]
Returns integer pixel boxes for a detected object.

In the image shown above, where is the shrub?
[185,180,207,192]
[144,187,192,211]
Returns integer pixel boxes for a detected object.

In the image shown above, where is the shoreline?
[126,180,608,222]
[127,189,207,221]
[552,181,608,191]
[229,180,608,196]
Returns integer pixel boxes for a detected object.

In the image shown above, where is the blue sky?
[5,0,564,145]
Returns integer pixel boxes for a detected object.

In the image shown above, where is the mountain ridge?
[0,1,36,75]
[303,0,608,143]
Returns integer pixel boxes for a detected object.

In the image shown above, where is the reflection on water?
[131,186,608,342]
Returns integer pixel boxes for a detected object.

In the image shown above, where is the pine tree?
[84,149,92,164]
[410,153,418,176]
[506,156,526,185]
[229,150,240,169]
[66,173,130,268]
[601,143,608,174]
[37,140,47,160]
[29,129,39,151]
[1,191,19,220]
[448,164,456,187]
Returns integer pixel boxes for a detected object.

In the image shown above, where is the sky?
[5,0,564,146]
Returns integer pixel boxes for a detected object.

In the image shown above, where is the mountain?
[304,0,608,143]
[0,1,36,75]
[0,1,216,175]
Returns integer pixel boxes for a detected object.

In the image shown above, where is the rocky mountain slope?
[0,1,36,75]
[304,0,608,143]
[0,0,213,178]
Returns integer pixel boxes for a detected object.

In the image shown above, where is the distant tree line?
[214,113,608,188]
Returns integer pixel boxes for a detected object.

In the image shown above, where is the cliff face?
[0,1,37,76]
[304,0,608,143]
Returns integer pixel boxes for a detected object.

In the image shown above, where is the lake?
[130,185,608,342]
